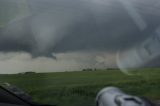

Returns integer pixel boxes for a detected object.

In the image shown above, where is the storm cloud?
[0,0,160,57]
[0,0,160,73]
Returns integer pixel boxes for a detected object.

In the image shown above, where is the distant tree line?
[82,68,118,71]
[82,68,97,71]
[18,71,36,75]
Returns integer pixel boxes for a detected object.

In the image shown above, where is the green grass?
[0,69,159,106]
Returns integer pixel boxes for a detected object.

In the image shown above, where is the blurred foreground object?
[1,83,32,102]
[96,87,155,106]
[0,0,30,27]
[117,27,160,75]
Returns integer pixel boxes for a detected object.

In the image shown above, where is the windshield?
[0,0,160,106]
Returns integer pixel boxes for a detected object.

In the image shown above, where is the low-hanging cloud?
[0,0,160,73]
[1,0,160,58]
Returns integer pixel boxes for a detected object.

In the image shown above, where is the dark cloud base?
[0,0,160,58]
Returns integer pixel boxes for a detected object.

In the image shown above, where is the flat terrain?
[0,69,159,106]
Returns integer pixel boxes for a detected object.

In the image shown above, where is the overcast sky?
[0,0,160,74]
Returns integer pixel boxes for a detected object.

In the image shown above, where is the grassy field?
[0,69,159,106]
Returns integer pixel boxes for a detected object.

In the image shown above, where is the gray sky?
[0,0,160,73]
[0,51,116,74]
